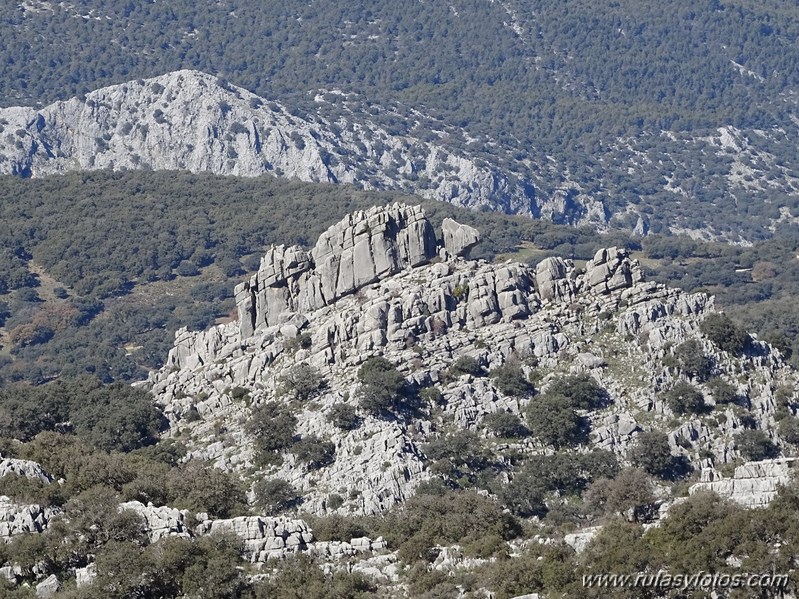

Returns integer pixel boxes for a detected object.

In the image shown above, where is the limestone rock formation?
[441,217,480,257]
[0,496,59,541]
[0,456,52,483]
[0,71,606,225]
[234,204,436,338]
[143,204,799,519]
[689,458,797,508]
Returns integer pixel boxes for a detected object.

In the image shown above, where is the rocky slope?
[0,70,604,225]
[142,203,799,516]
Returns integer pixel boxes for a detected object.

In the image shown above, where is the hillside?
[2,2,799,237]
[2,204,799,597]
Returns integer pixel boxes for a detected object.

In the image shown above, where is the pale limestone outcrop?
[119,501,191,542]
[441,217,481,257]
[582,247,644,295]
[144,205,798,519]
[0,457,52,483]
[689,458,797,508]
[0,496,59,541]
[195,515,333,563]
[0,70,609,224]
[235,204,436,338]
[35,574,60,597]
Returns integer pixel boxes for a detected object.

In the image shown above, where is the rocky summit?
[142,203,798,518]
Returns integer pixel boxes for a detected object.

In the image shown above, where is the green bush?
[706,377,739,406]
[482,411,529,438]
[629,431,675,479]
[279,363,326,401]
[735,429,779,461]
[245,402,297,457]
[419,386,445,406]
[778,416,799,446]
[489,363,534,397]
[327,404,362,431]
[525,395,589,448]
[292,435,336,470]
[544,374,610,410]
[357,357,411,417]
[672,339,713,381]
[448,355,484,377]
[663,381,706,415]
[700,313,751,355]
[253,478,301,515]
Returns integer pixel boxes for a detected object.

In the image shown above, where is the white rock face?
[234,204,437,337]
[689,458,797,508]
[0,70,604,224]
[144,204,798,517]
[441,217,481,257]
[119,501,191,543]
[0,496,59,541]
[0,457,52,483]
[35,574,60,597]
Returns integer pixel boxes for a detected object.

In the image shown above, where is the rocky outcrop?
[119,501,191,543]
[144,204,798,518]
[441,218,480,257]
[0,457,52,483]
[689,458,797,508]
[0,496,59,541]
[234,204,436,338]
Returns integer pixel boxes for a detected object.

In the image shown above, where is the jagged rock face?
[689,458,797,508]
[441,217,480,257]
[234,204,436,338]
[0,496,59,542]
[145,205,799,516]
[0,457,52,483]
[0,70,605,225]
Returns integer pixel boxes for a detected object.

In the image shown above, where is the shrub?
[357,357,410,417]
[525,395,589,448]
[700,313,750,355]
[629,431,674,479]
[544,374,610,410]
[673,339,713,380]
[482,412,529,438]
[386,490,521,564]
[585,468,655,522]
[663,381,706,415]
[419,386,445,406]
[175,260,200,277]
[706,377,738,405]
[253,478,301,516]
[489,363,534,397]
[279,363,325,401]
[423,430,493,487]
[292,435,336,470]
[448,355,484,377]
[735,430,779,461]
[778,416,799,446]
[245,402,297,457]
[327,404,362,431]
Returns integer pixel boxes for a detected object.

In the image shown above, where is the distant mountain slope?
[4,1,799,238]
[0,70,603,224]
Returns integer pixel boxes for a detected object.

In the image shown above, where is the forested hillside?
[0,171,798,386]
[2,1,799,237]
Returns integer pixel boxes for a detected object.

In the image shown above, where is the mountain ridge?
[0,70,605,226]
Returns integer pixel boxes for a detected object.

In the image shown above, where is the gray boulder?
[441,218,480,257]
